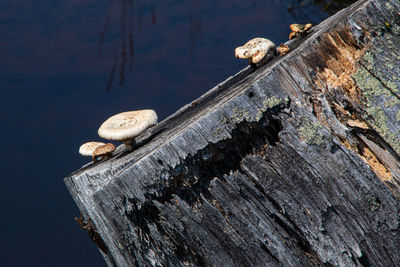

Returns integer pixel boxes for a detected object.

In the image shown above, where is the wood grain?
[65,0,400,265]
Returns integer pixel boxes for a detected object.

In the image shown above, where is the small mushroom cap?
[98,109,158,141]
[289,23,312,33]
[278,44,290,55]
[92,143,116,157]
[79,141,106,156]
[235,38,276,64]
[289,32,298,40]
[304,23,312,31]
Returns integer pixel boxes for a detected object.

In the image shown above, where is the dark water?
[0,0,355,266]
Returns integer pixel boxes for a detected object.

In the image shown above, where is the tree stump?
[65,0,400,265]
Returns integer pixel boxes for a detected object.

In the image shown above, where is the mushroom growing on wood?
[79,141,105,162]
[98,109,158,150]
[235,37,276,67]
[278,44,290,56]
[289,23,312,39]
[92,143,116,162]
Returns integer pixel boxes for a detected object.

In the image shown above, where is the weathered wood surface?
[65,0,400,266]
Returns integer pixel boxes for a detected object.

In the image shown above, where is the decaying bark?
[65,0,400,266]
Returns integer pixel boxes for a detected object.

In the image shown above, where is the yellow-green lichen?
[387,80,399,93]
[386,61,395,70]
[263,95,284,110]
[384,98,399,108]
[353,65,400,154]
[366,195,381,212]
[385,2,399,13]
[392,24,400,36]
[231,107,250,123]
[213,127,225,139]
[219,116,228,124]
[255,95,286,121]
[352,67,391,98]
[362,51,375,68]
[297,119,325,146]
[396,110,400,121]
[384,2,393,10]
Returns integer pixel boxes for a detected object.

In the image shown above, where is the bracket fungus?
[289,23,312,39]
[235,37,276,67]
[98,109,158,150]
[79,141,105,162]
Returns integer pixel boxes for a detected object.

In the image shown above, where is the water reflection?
[189,0,203,54]
[99,0,144,91]
[320,0,357,14]
[100,0,207,91]
[99,0,356,91]
[280,0,357,21]
[151,0,156,25]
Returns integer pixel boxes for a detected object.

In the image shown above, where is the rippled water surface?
[0,0,355,265]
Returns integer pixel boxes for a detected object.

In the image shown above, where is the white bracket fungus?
[235,38,276,67]
[98,109,158,150]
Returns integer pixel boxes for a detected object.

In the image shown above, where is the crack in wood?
[305,23,400,190]
[144,109,284,207]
